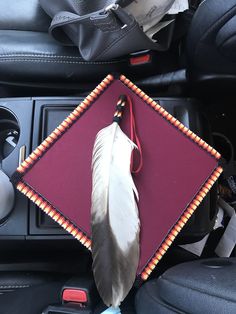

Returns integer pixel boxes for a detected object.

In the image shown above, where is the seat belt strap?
[215,198,236,257]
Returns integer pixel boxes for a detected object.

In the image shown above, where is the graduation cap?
[12,75,222,307]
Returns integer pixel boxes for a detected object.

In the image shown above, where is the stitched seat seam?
[0,58,125,65]
[0,54,125,65]
[0,285,30,288]
[0,54,84,59]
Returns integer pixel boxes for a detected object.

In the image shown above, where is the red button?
[62,289,88,303]
[130,54,151,65]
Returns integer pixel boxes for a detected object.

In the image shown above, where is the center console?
[0,97,217,244]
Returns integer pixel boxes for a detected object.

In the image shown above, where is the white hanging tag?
[125,0,175,31]
[168,0,189,15]
[101,307,121,314]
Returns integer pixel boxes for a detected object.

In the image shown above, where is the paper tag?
[145,19,174,40]
[125,0,175,29]
[125,0,189,39]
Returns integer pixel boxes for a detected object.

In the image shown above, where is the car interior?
[1,0,236,313]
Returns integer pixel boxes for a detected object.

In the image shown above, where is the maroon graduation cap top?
[12,75,222,281]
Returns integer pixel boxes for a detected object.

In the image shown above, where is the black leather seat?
[0,0,126,92]
[0,271,67,294]
[186,0,236,82]
[1,0,236,95]
[0,280,64,314]
[136,258,236,314]
[0,271,67,314]
[0,0,164,95]
[138,0,236,94]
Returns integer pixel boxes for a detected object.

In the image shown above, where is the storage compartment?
[0,108,20,163]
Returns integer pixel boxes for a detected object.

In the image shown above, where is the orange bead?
[187,208,194,215]
[17,166,25,173]
[40,202,47,210]
[141,273,149,281]
[182,127,188,133]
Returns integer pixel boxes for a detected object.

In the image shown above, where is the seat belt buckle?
[61,276,100,309]
[42,277,99,314]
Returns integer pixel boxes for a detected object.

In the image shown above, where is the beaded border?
[14,74,222,281]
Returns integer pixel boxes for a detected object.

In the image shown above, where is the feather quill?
[91,96,140,307]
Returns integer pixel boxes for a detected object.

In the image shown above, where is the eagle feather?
[91,121,140,307]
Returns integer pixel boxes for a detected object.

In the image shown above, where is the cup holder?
[0,108,19,224]
[0,108,20,163]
